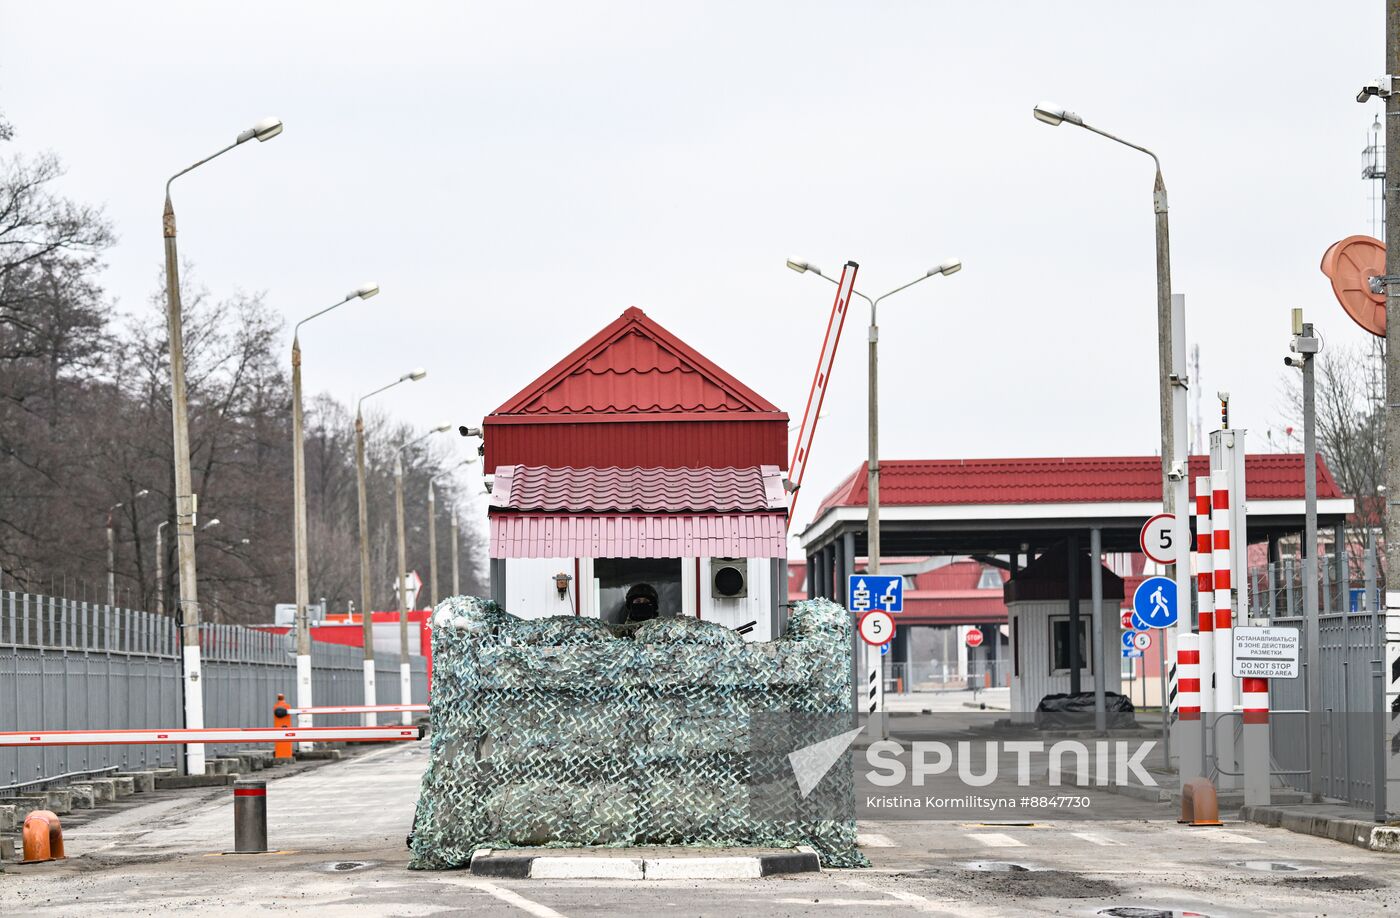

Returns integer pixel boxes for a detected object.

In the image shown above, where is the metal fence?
[0,591,428,794]
[887,660,1013,693]
[1244,546,1387,811]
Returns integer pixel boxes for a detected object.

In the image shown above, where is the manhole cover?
[959,860,1035,872]
[1235,860,1310,872]
[1098,909,1210,918]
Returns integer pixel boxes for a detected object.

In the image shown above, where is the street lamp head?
[352,282,380,300]
[203,518,221,530]
[786,259,818,275]
[406,368,427,382]
[930,258,962,277]
[240,538,251,545]
[134,489,150,499]
[1032,102,1080,127]
[236,117,284,144]
[432,423,452,434]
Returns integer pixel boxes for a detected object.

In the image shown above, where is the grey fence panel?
[0,590,430,791]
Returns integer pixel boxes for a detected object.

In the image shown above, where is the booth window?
[1048,615,1092,675]
[594,558,682,625]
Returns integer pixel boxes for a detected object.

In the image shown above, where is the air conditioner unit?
[710,558,748,599]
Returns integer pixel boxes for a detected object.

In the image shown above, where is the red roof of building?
[491,464,787,514]
[490,513,787,559]
[481,308,789,470]
[814,454,1345,515]
[491,307,783,419]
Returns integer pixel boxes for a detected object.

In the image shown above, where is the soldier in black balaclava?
[622,582,660,624]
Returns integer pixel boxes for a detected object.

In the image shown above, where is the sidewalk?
[1241,800,1400,853]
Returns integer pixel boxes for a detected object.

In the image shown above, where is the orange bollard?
[1179,777,1223,827]
[20,809,65,864]
[273,692,293,760]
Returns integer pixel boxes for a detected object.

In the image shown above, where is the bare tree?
[1280,340,1385,576]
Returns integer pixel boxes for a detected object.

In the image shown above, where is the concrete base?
[0,804,15,832]
[119,771,157,794]
[79,779,117,802]
[66,785,96,809]
[5,796,49,820]
[0,836,13,861]
[112,776,136,797]
[1240,803,1400,852]
[41,789,73,814]
[468,846,821,880]
[293,750,343,762]
[155,773,236,789]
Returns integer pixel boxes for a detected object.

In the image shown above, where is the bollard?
[273,693,293,760]
[19,810,65,863]
[233,779,268,853]
[1178,777,1223,827]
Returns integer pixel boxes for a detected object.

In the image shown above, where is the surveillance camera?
[1284,354,1308,368]
[1166,461,1187,482]
[1358,75,1393,103]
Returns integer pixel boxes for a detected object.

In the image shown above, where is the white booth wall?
[1008,597,1123,713]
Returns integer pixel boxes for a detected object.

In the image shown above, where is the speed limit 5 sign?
[858,610,895,646]
[1139,513,1177,565]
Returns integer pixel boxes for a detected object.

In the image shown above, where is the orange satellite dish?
[1320,234,1386,337]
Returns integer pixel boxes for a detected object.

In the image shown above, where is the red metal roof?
[814,454,1345,515]
[491,307,783,419]
[481,307,789,470]
[491,464,787,514]
[490,513,787,559]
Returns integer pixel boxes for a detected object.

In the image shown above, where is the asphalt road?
[2,740,1396,917]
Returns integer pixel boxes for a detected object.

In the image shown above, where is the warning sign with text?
[1232,626,1301,679]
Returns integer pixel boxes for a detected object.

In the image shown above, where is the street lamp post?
[1287,309,1322,798]
[354,368,426,726]
[106,489,149,606]
[290,283,379,745]
[447,458,477,597]
[1033,102,1190,744]
[163,116,282,775]
[155,519,169,616]
[786,259,961,576]
[395,425,450,723]
[432,458,476,606]
[788,258,961,735]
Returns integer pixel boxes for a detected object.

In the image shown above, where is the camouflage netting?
[408,596,867,869]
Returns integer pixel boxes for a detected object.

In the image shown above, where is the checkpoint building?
[478,307,791,639]
[800,454,1354,710]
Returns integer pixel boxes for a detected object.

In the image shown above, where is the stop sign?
[965,628,984,648]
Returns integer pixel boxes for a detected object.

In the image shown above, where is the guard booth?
[476,307,791,639]
[1004,543,1125,712]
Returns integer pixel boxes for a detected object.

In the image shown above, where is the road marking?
[857,833,896,847]
[835,878,950,913]
[1210,831,1264,844]
[467,881,569,918]
[1070,831,1124,846]
[966,832,1026,848]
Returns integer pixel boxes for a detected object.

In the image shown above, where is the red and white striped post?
[1194,475,1215,706]
[1211,469,1237,788]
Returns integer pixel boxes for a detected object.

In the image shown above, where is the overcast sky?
[1,1,1385,549]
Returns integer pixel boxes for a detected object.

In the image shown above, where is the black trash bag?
[1033,691,1135,730]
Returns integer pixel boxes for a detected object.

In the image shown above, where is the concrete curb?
[1240,803,1400,852]
[468,846,822,880]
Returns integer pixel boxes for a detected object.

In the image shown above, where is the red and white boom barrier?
[0,726,422,747]
[279,704,428,717]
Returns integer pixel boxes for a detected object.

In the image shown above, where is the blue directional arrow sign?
[1131,576,1178,630]
[848,575,903,613]
[1122,647,1143,659]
